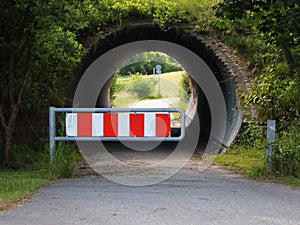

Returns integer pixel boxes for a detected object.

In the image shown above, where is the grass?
[156,71,182,97]
[170,0,222,32]
[214,143,300,187]
[113,91,141,107]
[0,169,50,211]
[114,71,184,107]
[171,0,220,20]
[0,143,81,211]
[214,144,265,176]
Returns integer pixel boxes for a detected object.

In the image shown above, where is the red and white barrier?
[66,113,170,137]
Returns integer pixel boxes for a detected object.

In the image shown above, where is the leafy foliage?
[178,72,191,104]
[214,0,300,75]
[235,122,266,147]
[243,63,300,126]
[118,52,183,75]
[109,71,124,106]
[0,0,85,165]
[153,0,187,30]
[213,1,300,175]
[0,0,188,165]
[271,119,300,178]
[125,73,157,98]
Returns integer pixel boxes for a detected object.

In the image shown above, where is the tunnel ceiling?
[71,20,249,149]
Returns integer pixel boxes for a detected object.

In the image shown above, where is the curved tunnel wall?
[70,23,242,150]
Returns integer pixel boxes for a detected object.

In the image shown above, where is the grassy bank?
[0,169,50,211]
[214,144,300,187]
[0,143,81,211]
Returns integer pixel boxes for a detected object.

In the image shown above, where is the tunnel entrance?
[108,51,197,134]
[109,50,199,140]
[71,22,242,151]
[110,51,188,108]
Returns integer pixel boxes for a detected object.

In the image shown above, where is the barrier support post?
[49,107,56,165]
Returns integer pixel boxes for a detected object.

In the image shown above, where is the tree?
[0,0,188,166]
[0,0,83,165]
[214,0,300,77]
[119,51,183,75]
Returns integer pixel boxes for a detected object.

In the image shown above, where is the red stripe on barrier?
[77,113,92,136]
[130,113,144,137]
[103,113,118,136]
[156,114,170,137]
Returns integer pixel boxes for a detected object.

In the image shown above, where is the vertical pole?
[49,107,56,165]
[180,110,185,140]
[266,120,276,170]
[158,74,160,96]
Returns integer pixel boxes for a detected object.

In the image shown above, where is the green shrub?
[10,145,39,169]
[110,71,124,106]
[153,0,187,29]
[243,64,300,128]
[37,143,80,178]
[125,73,157,98]
[179,72,191,104]
[235,122,266,147]
[271,119,300,178]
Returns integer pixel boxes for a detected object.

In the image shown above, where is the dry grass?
[114,71,184,107]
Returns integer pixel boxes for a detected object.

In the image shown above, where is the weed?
[49,143,81,178]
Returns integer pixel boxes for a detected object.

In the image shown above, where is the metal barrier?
[49,107,185,164]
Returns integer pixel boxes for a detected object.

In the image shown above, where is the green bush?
[179,72,191,104]
[110,71,124,106]
[271,119,300,178]
[125,73,157,98]
[235,122,265,147]
[10,145,39,169]
[243,64,300,128]
[153,0,187,29]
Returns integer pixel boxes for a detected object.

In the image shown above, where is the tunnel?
[69,22,242,153]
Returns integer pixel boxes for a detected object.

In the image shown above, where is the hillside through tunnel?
[70,24,242,153]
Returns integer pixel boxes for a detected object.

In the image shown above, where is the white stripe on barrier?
[118,113,130,137]
[144,113,155,137]
[92,113,103,136]
[66,113,77,136]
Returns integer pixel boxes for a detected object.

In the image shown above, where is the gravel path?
[127,98,180,108]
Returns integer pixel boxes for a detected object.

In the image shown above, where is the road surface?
[0,152,300,225]
[127,98,180,108]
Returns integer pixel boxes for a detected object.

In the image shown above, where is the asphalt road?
[1,156,300,225]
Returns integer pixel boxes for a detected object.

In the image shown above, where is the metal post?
[266,120,276,170]
[158,74,161,96]
[155,65,161,96]
[49,107,56,165]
